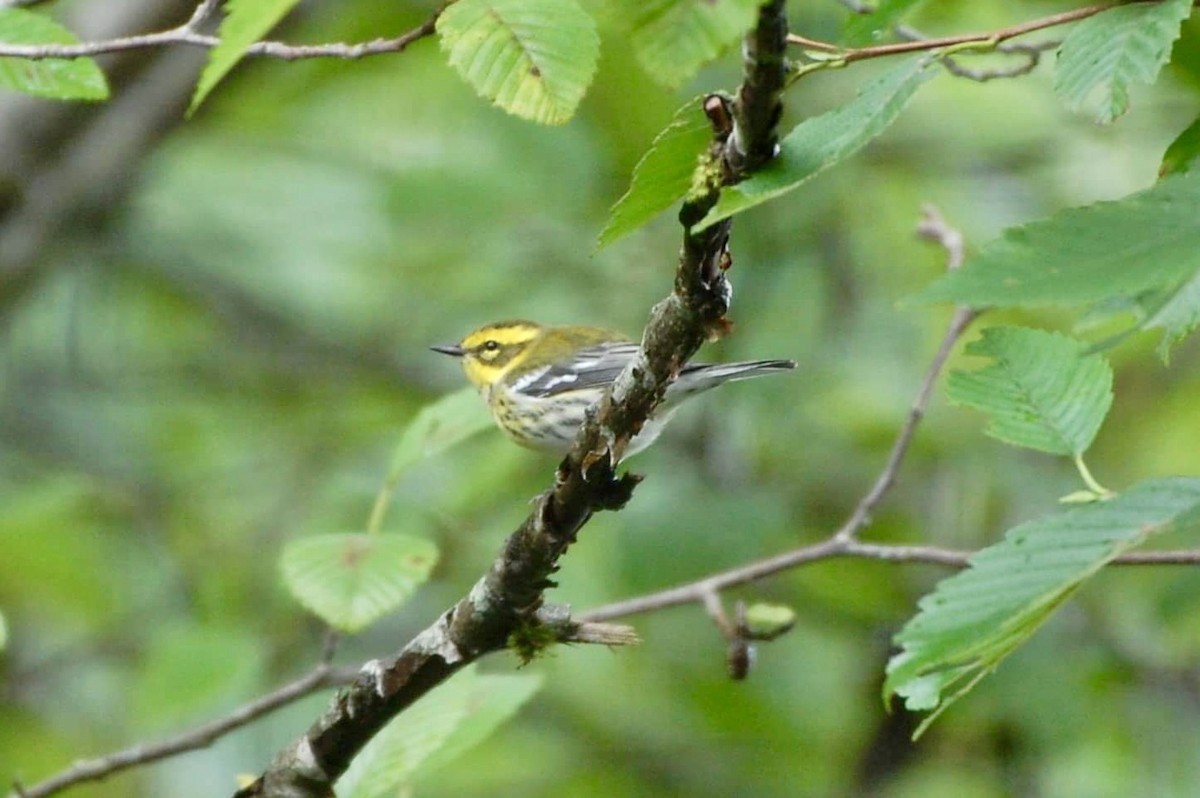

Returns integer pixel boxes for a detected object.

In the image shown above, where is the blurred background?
[3,1,1200,796]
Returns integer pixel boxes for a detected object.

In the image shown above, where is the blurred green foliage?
[3,1,1200,796]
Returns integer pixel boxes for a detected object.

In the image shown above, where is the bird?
[431,320,794,457]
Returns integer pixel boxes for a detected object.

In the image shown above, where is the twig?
[841,313,977,546]
[187,0,221,27]
[1114,550,1200,564]
[8,663,350,798]
[937,41,1055,82]
[700,587,735,637]
[580,541,1200,623]
[0,2,442,61]
[319,629,341,664]
[830,0,1060,82]
[829,205,977,546]
[580,540,949,623]
[788,2,1138,64]
[916,204,964,270]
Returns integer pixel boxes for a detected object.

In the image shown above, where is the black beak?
[430,343,465,357]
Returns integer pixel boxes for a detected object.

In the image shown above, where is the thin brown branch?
[9,663,350,798]
[700,587,735,638]
[939,51,1044,82]
[788,2,1138,64]
[826,0,1061,81]
[937,38,1056,82]
[580,541,1200,622]
[187,0,221,27]
[1112,550,1200,565]
[916,204,965,271]
[238,19,441,62]
[579,541,940,623]
[836,310,977,544]
[0,2,441,61]
[828,206,977,546]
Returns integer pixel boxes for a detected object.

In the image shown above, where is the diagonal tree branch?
[233,2,790,796]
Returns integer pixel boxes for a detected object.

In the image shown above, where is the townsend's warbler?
[432,320,794,456]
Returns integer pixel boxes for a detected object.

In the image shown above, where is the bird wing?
[514,341,642,397]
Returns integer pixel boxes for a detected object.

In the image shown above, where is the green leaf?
[885,477,1200,736]
[914,170,1200,307]
[388,387,494,477]
[597,100,710,249]
[1161,113,1200,177]
[1054,0,1192,124]
[437,0,599,125]
[0,610,6,651]
[189,0,303,115]
[620,0,762,89]
[946,327,1113,456]
[0,10,107,101]
[1143,271,1200,361]
[695,56,935,230]
[337,665,542,798]
[842,0,925,47]
[280,533,438,633]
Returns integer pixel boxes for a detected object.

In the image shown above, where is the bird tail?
[669,359,796,397]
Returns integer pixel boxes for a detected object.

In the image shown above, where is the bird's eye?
[483,340,500,352]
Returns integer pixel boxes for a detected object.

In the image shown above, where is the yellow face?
[440,321,543,390]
